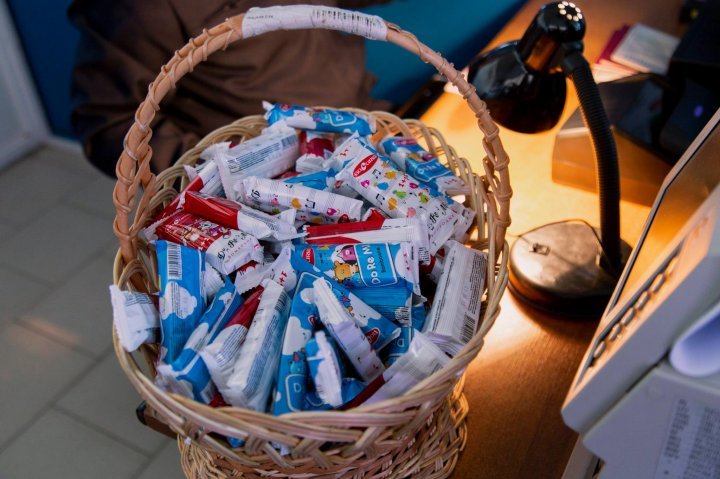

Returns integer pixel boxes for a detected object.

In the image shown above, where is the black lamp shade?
[468,42,567,133]
[467,1,587,133]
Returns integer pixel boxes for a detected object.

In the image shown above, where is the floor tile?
[18,254,116,357]
[0,152,89,226]
[0,409,148,479]
[136,439,186,479]
[0,267,50,325]
[0,221,13,242]
[0,204,115,285]
[32,145,100,179]
[0,323,93,447]
[64,174,117,220]
[57,354,167,455]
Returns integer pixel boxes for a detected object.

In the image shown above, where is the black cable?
[562,51,623,273]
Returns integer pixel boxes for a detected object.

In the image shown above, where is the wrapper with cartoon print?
[334,135,460,254]
[156,240,207,364]
[235,247,400,351]
[152,211,264,275]
[155,278,243,403]
[313,278,384,382]
[378,136,470,196]
[263,102,375,136]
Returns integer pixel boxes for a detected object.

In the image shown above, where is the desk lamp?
[468,1,629,317]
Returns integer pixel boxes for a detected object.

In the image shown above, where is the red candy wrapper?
[296,131,336,174]
[180,191,300,241]
[154,211,264,275]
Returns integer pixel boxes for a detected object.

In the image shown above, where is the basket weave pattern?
[112,8,511,479]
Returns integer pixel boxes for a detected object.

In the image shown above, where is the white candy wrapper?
[203,264,224,302]
[224,280,291,410]
[313,278,384,382]
[210,123,299,201]
[237,176,363,224]
[334,135,461,254]
[110,285,159,352]
[199,287,263,398]
[304,216,431,266]
[365,331,450,405]
[305,331,344,407]
[422,241,488,356]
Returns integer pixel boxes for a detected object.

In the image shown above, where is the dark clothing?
[69,0,390,177]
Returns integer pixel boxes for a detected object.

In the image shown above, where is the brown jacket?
[69,0,390,176]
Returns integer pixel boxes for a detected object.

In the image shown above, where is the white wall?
[0,0,48,170]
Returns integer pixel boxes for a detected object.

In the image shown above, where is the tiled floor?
[0,147,185,478]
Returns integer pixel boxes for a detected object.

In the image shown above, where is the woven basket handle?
[114,4,511,265]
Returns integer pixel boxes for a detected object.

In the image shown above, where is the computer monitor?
[562,107,720,433]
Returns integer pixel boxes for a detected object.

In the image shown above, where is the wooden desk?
[420,1,685,477]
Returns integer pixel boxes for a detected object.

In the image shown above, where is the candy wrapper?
[179,192,300,241]
[304,217,430,265]
[110,285,159,352]
[208,123,299,201]
[382,298,427,367]
[200,287,263,399]
[203,264,224,302]
[423,241,487,356]
[313,278,384,382]
[305,378,366,411]
[378,137,470,196]
[271,286,317,415]
[156,241,206,363]
[305,331,345,407]
[363,332,450,406]
[156,279,243,403]
[152,211,264,275]
[281,170,333,192]
[224,279,291,410]
[297,243,418,293]
[296,242,418,324]
[264,102,375,136]
[236,247,400,350]
[296,131,335,173]
[238,176,363,224]
[334,135,461,254]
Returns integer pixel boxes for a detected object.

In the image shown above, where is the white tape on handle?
[242,5,388,40]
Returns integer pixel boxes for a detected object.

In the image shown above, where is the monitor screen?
[612,121,720,310]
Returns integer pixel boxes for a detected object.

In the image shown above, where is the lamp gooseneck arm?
[562,51,622,274]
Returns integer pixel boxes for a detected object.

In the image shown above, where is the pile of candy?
[111,103,488,433]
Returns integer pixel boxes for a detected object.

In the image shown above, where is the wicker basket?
[112,5,511,478]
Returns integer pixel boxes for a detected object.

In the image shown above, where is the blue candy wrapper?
[305,331,345,407]
[271,286,317,415]
[156,240,206,363]
[237,247,400,351]
[264,102,375,136]
[282,170,333,192]
[304,378,367,411]
[382,298,427,367]
[296,242,419,323]
[378,137,470,196]
[156,278,243,403]
[313,278,385,382]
